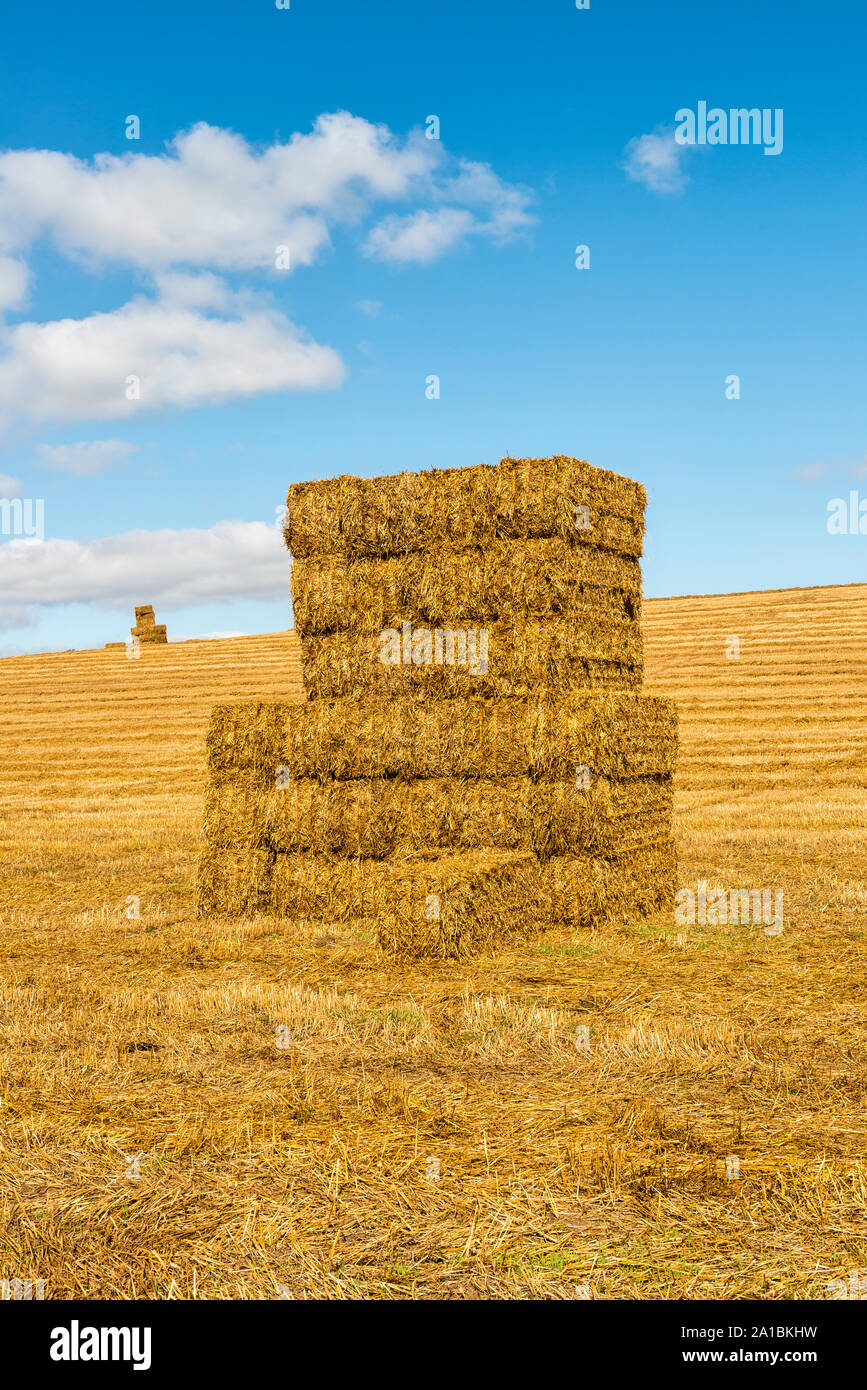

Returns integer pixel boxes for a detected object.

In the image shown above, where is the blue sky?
[0,0,864,654]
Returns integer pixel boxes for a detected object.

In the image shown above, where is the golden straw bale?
[206,692,677,783]
[265,773,673,859]
[285,455,645,561]
[269,849,536,957]
[374,838,677,959]
[203,777,270,850]
[300,615,643,700]
[196,844,274,917]
[205,702,291,780]
[542,838,678,928]
[267,838,676,958]
[291,538,641,637]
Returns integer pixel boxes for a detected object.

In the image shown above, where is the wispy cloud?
[364,207,476,263]
[791,452,867,484]
[35,440,138,476]
[622,125,695,194]
[0,256,29,312]
[0,604,40,632]
[364,159,533,263]
[0,471,22,496]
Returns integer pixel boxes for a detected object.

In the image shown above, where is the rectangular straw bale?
[197,844,274,917]
[270,849,538,957]
[542,838,678,925]
[205,702,291,781]
[291,539,641,637]
[375,840,677,957]
[372,850,544,959]
[268,838,675,956]
[265,774,673,859]
[285,455,645,560]
[270,851,379,920]
[280,692,678,781]
[203,777,271,850]
[301,615,643,700]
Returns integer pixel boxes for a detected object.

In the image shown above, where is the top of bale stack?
[134,605,156,624]
[284,455,646,561]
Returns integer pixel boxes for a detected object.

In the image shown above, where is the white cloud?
[435,159,535,238]
[151,270,234,310]
[35,439,138,476]
[0,117,533,273]
[0,520,287,624]
[364,159,533,263]
[0,471,22,496]
[0,115,533,425]
[0,255,28,311]
[792,459,838,485]
[364,208,476,264]
[0,288,345,423]
[622,126,693,194]
[356,299,383,317]
[0,116,432,272]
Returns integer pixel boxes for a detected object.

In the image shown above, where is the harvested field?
[1,583,866,1299]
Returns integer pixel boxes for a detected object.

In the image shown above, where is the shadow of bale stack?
[198,455,678,958]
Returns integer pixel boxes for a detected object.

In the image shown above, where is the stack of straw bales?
[198,455,678,958]
[130,605,168,645]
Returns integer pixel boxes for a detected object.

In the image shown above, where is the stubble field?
[1,582,865,1300]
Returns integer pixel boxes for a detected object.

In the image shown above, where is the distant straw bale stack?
[198,454,678,956]
[130,604,168,645]
[106,604,168,649]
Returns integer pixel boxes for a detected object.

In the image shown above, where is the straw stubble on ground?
[0,585,865,1298]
